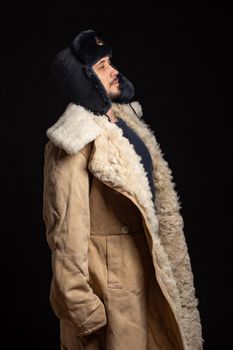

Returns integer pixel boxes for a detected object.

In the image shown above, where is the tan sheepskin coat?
[43,101,203,350]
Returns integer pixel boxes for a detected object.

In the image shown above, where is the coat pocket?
[106,235,123,289]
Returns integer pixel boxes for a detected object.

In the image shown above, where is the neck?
[106,107,118,123]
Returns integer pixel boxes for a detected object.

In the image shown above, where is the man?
[43,30,203,350]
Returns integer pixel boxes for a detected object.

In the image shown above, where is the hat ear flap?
[50,47,111,115]
[109,62,135,103]
[84,65,112,109]
[114,72,135,103]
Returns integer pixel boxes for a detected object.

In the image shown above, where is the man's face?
[92,56,121,99]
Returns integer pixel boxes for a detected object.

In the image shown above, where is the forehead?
[93,56,110,66]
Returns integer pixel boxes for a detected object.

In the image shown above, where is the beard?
[109,87,121,100]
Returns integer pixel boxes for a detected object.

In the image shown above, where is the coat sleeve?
[42,141,107,336]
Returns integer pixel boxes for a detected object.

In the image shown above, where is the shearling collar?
[46,103,102,155]
[46,102,142,155]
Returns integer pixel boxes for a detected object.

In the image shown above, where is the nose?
[110,65,118,76]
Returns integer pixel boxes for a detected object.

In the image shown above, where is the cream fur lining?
[112,102,203,350]
[46,104,102,155]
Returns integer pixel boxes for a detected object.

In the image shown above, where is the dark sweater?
[115,118,156,203]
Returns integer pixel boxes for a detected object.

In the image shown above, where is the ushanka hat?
[51,29,135,115]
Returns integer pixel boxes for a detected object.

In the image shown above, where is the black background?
[1,1,229,349]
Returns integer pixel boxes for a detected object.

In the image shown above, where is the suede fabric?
[43,102,203,350]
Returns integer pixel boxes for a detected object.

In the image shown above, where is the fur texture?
[71,29,112,66]
[112,102,203,349]
[46,102,203,349]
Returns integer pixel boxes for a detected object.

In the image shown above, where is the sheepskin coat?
[43,101,203,350]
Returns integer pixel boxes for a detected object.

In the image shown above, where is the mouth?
[111,78,119,86]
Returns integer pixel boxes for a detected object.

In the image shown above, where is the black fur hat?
[51,29,135,115]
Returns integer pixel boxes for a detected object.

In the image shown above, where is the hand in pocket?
[79,324,107,346]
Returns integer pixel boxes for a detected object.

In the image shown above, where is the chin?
[109,87,121,100]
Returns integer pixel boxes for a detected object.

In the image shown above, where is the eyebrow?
[96,58,110,66]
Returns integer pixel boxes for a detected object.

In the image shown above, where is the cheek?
[102,77,110,90]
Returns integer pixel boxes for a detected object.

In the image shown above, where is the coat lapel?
[88,111,159,236]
